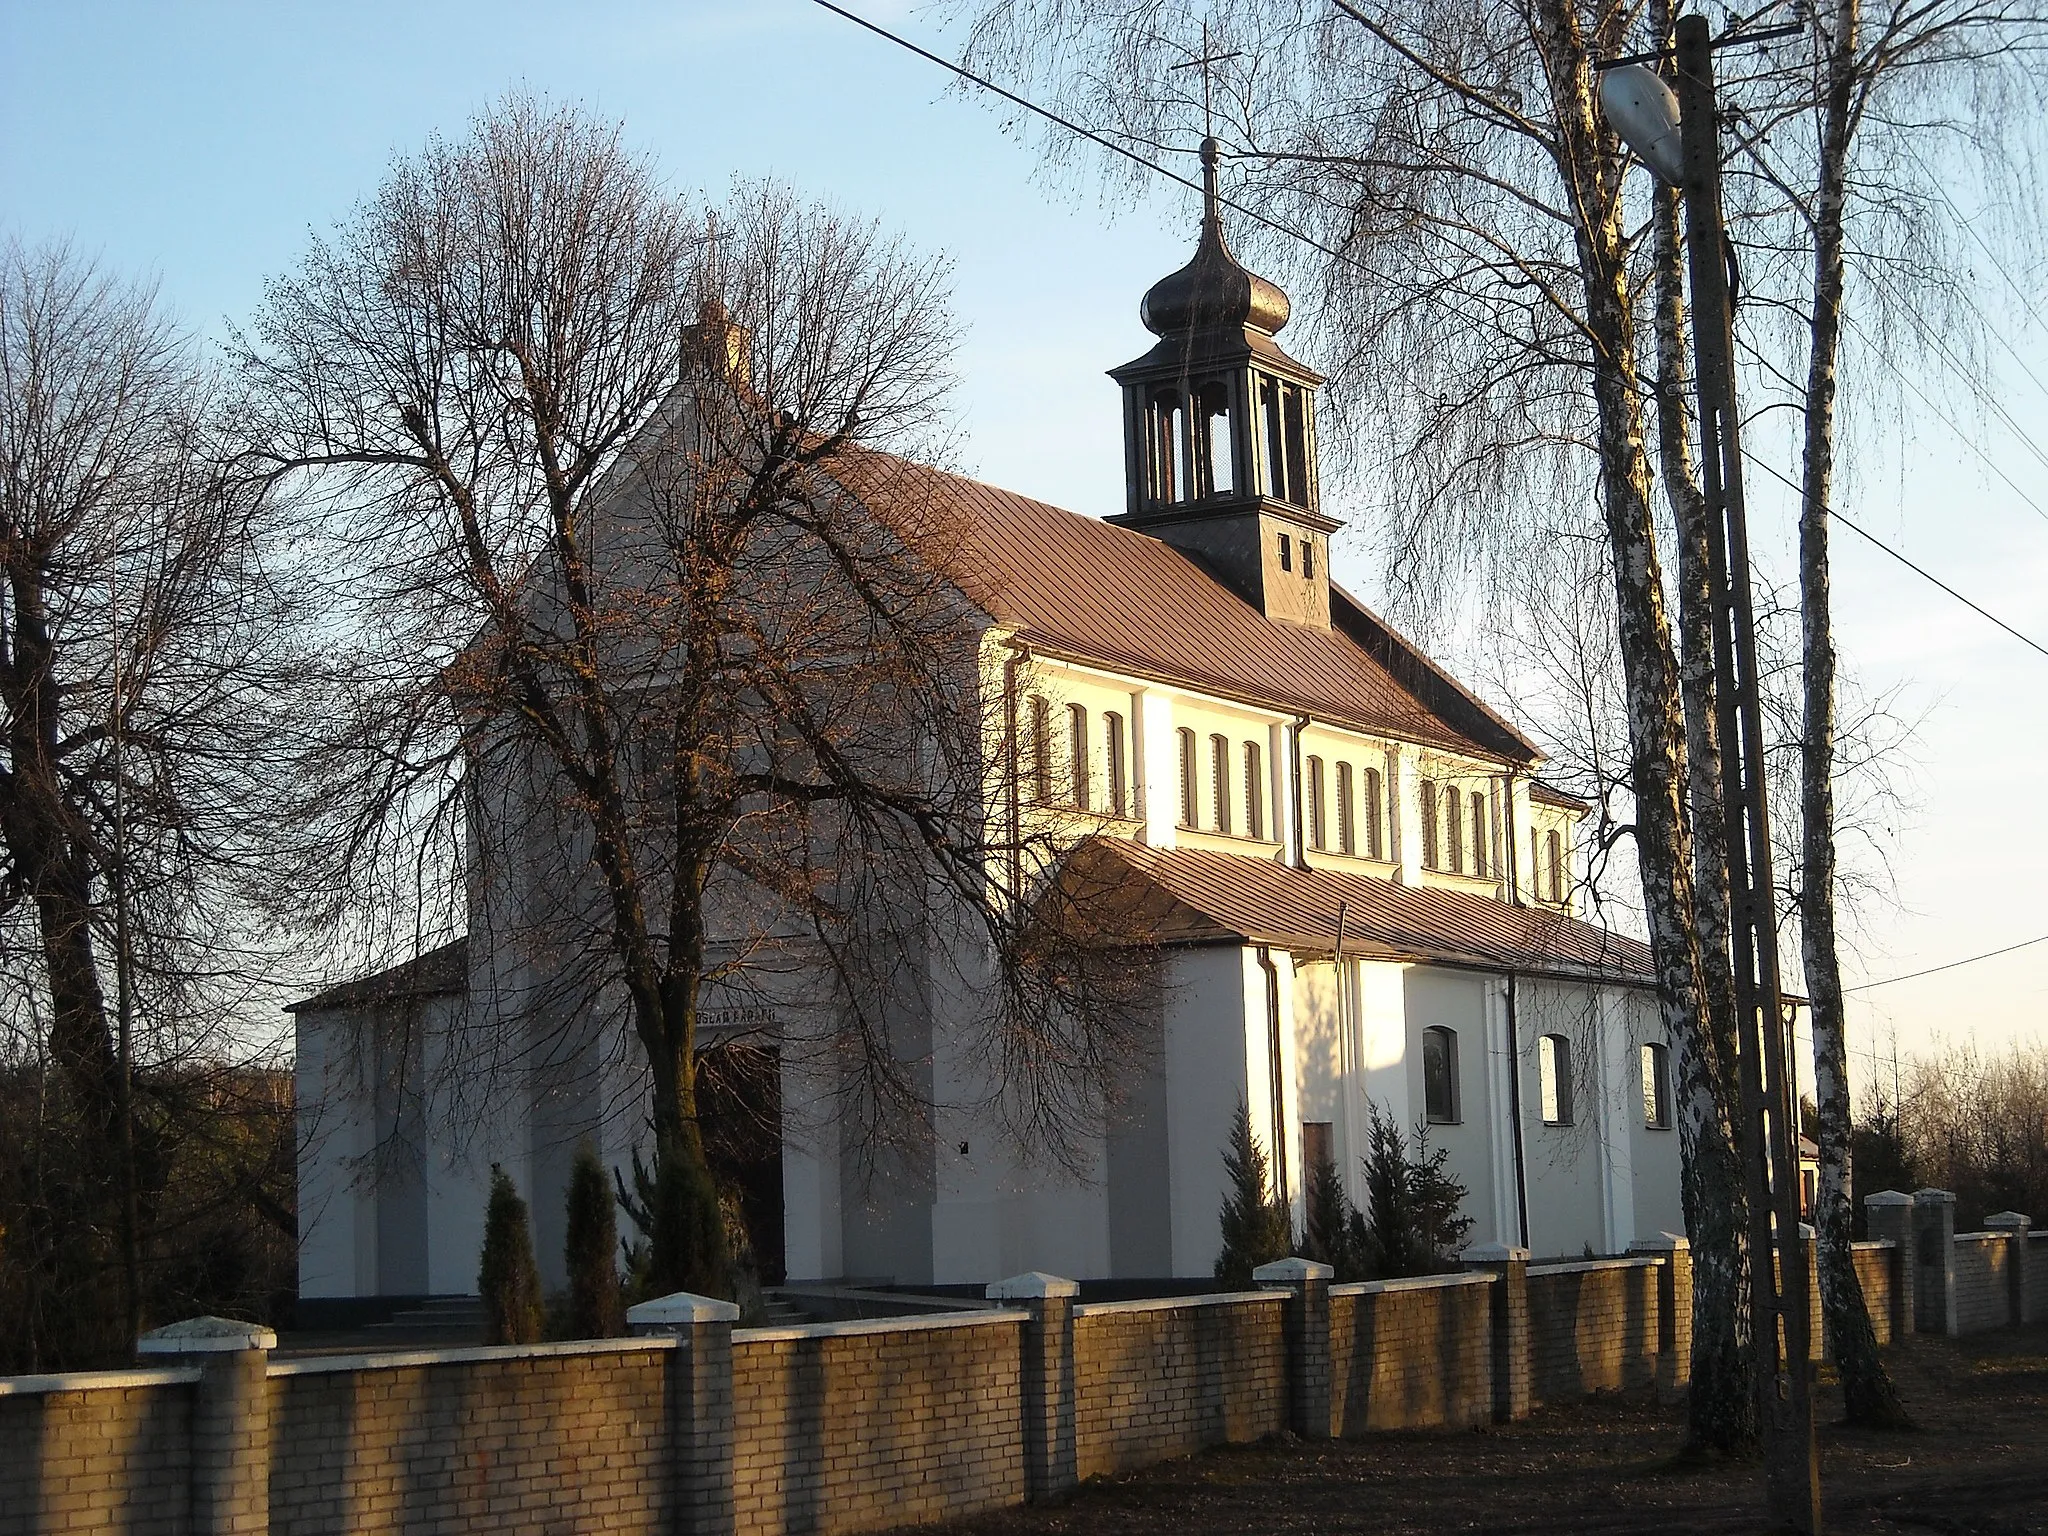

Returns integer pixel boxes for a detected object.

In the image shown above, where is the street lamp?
[1600,16,1823,1536]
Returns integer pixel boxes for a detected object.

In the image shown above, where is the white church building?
[292,150,1682,1304]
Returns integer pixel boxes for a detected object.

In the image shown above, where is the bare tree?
[236,98,1145,1299]
[0,238,302,1368]
[952,0,1759,1450]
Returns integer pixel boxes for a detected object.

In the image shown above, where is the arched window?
[1105,712,1127,818]
[1445,786,1464,873]
[1539,1034,1574,1126]
[1545,829,1566,903]
[1363,766,1384,859]
[1066,703,1089,810]
[1306,756,1327,850]
[1422,1026,1460,1124]
[1177,728,1198,828]
[1198,382,1234,497]
[1470,791,1489,878]
[1336,762,1356,854]
[1642,1042,1673,1129]
[1419,780,1439,868]
[1243,741,1264,839]
[1210,734,1232,834]
[1029,697,1052,804]
[1151,388,1186,504]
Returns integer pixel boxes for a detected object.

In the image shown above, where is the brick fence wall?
[3,1190,2037,1536]
[1070,1293,1285,1479]
[1329,1274,1493,1433]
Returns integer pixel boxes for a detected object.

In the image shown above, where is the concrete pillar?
[627,1291,740,1535]
[1863,1190,1915,1340]
[1461,1242,1530,1422]
[1984,1212,2033,1325]
[139,1316,276,1536]
[1912,1188,1959,1337]
[1628,1233,1692,1398]
[1254,1257,1335,1438]
[987,1272,1080,1500]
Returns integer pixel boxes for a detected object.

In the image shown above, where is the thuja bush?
[564,1141,623,1338]
[1214,1100,1292,1288]
[479,1164,544,1345]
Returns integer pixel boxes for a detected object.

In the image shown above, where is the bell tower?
[1109,137,1338,628]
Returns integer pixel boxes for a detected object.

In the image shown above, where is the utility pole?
[1676,15,1823,1531]
[1602,14,1822,1532]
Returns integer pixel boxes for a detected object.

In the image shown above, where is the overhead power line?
[812,0,2048,667]
[1845,932,2048,993]
[1747,457,2048,660]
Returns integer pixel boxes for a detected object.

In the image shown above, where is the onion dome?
[1139,138,1291,338]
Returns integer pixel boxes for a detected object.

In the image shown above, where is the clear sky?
[4,0,2042,1079]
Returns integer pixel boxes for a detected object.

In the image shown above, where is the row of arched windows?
[1305,756,1384,859]
[1419,780,1495,878]
[1175,727,1269,840]
[1427,1025,1675,1132]
[1026,698,1131,819]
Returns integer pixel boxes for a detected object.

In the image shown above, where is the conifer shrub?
[1301,1147,1367,1281]
[564,1141,624,1338]
[1214,1100,1292,1288]
[478,1164,544,1345]
[1356,1103,1473,1278]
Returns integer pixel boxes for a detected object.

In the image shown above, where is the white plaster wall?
[1626,990,1686,1240]
[1402,967,1497,1247]
[294,1007,368,1298]
[1514,980,1611,1258]
[1163,946,1256,1278]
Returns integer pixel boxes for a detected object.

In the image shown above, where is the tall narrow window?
[1363,766,1384,859]
[1539,1034,1574,1126]
[1423,1027,1460,1124]
[1106,712,1127,818]
[1282,385,1309,506]
[1545,829,1565,902]
[1210,734,1232,834]
[1445,786,1464,873]
[1307,756,1327,850]
[1278,533,1292,572]
[1419,780,1439,868]
[1301,539,1315,579]
[1336,762,1356,854]
[1259,376,1286,498]
[1177,728,1198,828]
[1029,697,1052,804]
[1642,1042,1672,1129]
[1067,703,1089,811]
[1471,791,1489,878]
[1244,741,1264,839]
[1152,389,1186,504]
[1197,383,1233,497]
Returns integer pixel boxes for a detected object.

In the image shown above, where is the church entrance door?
[696,1040,786,1286]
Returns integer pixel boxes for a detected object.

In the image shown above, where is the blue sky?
[5,0,2043,1072]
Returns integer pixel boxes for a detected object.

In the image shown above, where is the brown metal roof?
[1066,841,1654,984]
[286,939,468,1014]
[835,450,1537,763]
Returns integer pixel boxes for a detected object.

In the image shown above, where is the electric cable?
[1845,932,2048,993]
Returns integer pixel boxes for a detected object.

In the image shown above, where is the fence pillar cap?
[1252,1256,1334,1285]
[1627,1232,1689,1254]
[1984,1211,2033,1231]
[1913,1187,1957,1205]
[625,1291,740,1331]
[1798,1223,1817,1240]
[138,1315,277,1354]
[986,1271,1080,1300]
[1459,1242,1530,1264]
[1863,1189,1914,1208]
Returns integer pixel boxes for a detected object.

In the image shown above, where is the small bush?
[565,1141,623,1338]
[1214,1100,1292,1288]
[1357,1104,1472,1278]
[479,1164,543,1345]
[1301,1148,1368,1281]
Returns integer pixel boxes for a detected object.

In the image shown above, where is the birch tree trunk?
[1799,0,1912,1430]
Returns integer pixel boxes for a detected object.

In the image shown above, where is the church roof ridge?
[828,444,1541,765]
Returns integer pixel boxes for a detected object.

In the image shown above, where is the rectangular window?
[1307,756,1326,851]
[1210,734,1232,834]
[1106,712,1127,818]
[1337,762,1355,854]
[1244,741,1263,839]
[1642,1043,1672,1129]
[1278,534,1292,572]
[1539,1034,1574,1126]
[1302,540,1315,579]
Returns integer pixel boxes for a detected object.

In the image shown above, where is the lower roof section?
[287,938,468,1014]
[1064,840,1656,987]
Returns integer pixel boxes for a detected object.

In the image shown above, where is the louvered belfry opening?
[1107,135,1340,629]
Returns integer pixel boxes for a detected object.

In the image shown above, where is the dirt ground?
[896,1326,2048,1535]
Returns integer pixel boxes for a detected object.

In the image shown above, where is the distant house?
[291,145,1679,1303]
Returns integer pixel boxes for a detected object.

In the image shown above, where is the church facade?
[292,144,1679,1303]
